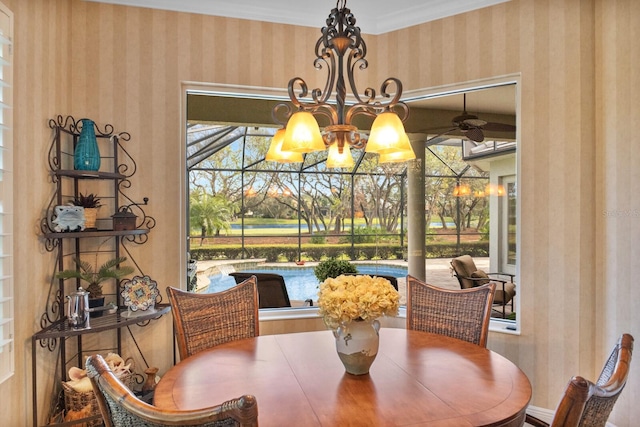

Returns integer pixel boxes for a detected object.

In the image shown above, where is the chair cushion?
[471,270,491,286]
[451,255,479,289]
[493,281,516,304]
[451,255,477,277]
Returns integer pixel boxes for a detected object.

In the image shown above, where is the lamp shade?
[378,148,416,163]
[326,143,354,168]
[453,184,471,197]
[281,111,325,153]
[365,112,412,154]
[485,183,505,196]
[266,129,304,163]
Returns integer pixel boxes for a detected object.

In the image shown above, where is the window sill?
[259,306,520,335]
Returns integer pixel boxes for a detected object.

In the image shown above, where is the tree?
[423,144,491,232]
[189,191,238,244]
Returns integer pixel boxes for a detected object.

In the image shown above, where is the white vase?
[334,318,380,375]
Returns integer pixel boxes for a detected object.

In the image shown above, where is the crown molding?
[84,0,510,35]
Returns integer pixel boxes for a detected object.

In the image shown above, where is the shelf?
[43,228,149,239]
[55,169,127,180]
[33,304,171,341]
[34,116,159,427]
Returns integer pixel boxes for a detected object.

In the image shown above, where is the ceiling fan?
[423,93,516,144]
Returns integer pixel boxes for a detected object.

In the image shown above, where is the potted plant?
[56,256,134,316]
[71,192,102,229]
[314,259,358,283]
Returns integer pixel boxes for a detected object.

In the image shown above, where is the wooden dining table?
[154,328,532,426]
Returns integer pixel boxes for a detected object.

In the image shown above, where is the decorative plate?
[121,276,159,313]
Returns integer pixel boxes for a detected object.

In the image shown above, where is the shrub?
[338,226,378,244]
[188,241,488,262]
[314,259,358,282]
[310,232,327,244]
[479,223,490,241]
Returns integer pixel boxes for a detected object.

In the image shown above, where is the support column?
[407,138,426,280]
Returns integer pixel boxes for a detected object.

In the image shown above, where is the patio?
[195,257,491,307]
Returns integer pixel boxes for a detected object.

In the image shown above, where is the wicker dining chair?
[406,275,495,348]
[525,333,634,427]
[86,354,258,427]
[166,275,259,360]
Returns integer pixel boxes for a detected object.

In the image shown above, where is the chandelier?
[266,0,416,168]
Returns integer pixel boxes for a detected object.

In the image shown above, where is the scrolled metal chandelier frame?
[267,0,415,167]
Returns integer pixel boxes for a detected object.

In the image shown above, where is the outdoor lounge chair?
[166,275,259,360]
[406,275,495,348]
[229,272,292,308]
[343,272,399,290]
[450,254,515,318]
[525,333,633,427]
[86,354,258,427]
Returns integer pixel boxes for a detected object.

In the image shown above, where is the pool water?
[207,264,407,302]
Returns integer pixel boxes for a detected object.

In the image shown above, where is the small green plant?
[56,256,134,299]
[338,226,378,244]
[310,232,327,244]
[479,223,490,241]
[71,192,102,208]
[314,259,358,283]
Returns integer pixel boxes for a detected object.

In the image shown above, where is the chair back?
[86,354,258,427]
[450,255,479,289]
[166,276,259,360]
[342,272,399,290]
[550,334,634,427]
[229,272,291,308]
[406,275,495,347]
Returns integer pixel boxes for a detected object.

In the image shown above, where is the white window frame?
[500,175,517,274]
[0,1,13,384]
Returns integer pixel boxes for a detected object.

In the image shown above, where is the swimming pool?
[207,264,407,302]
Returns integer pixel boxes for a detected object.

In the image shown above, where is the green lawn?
[192,217,464,237]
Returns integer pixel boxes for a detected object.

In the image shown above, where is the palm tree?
[189,191,238,244]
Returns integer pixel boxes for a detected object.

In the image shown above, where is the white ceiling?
[85,0,510,35]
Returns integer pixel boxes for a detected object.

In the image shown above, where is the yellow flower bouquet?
[317,274,400,329]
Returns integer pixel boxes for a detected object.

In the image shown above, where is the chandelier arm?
[314,41,336,105]
[345,104,377,125]
[312,104,339,125]
[380,77,404,107]
[323,127,365,151]
[272,102,293,127]
[349,134,366,149]
[287,77,309,109]
[346,49,371,105]
[344,132,365,150]
[391,101,410,123]
[286,78,337,124]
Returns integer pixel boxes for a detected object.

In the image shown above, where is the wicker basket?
[62,362,135,426]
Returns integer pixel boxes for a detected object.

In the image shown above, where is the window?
[0,1,13,383]
[182,78,519,331]
[501,176,517,272]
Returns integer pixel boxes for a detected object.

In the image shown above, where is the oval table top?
[154,328,531,427]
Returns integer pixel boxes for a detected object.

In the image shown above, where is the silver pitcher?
[66,287,91,329]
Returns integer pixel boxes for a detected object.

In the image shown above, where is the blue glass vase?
[74,118,101,171]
